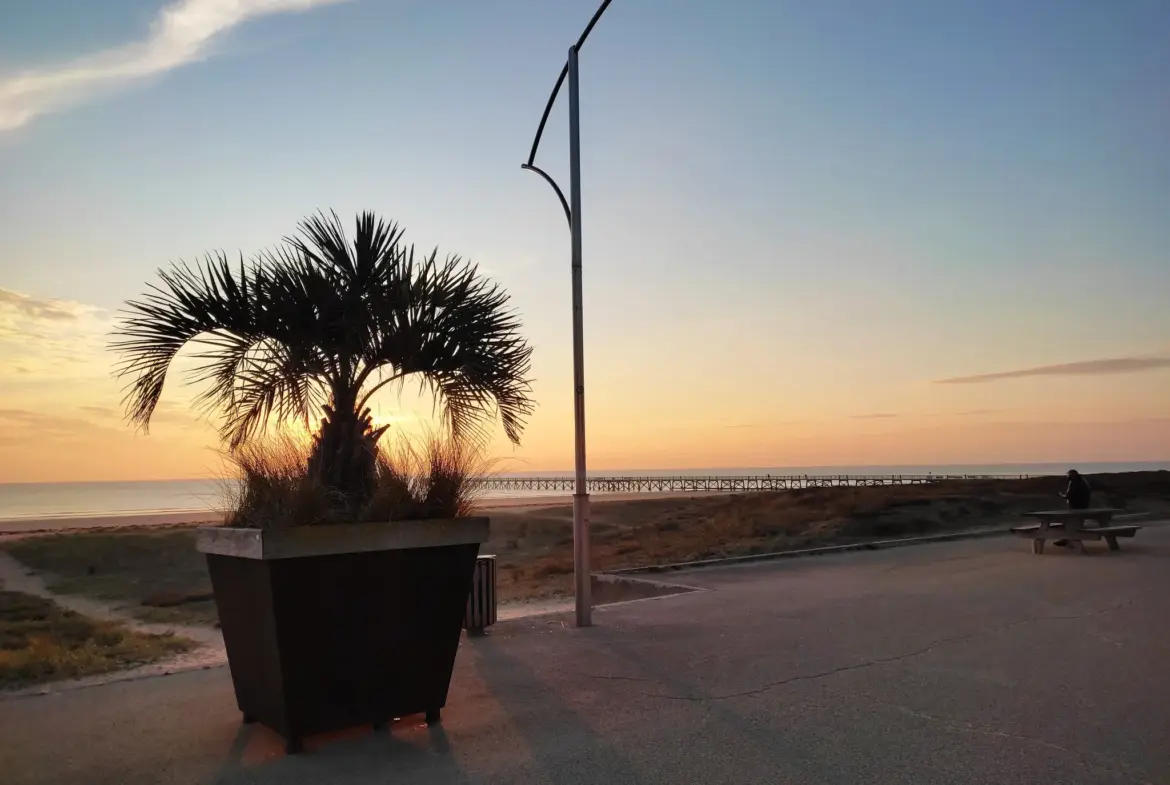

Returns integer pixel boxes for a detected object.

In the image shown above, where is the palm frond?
[112,210,535,519]
[354,246,535,444]
[215,338,329,448]
[112,252,266,431]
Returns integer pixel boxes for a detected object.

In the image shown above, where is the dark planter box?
[196,518,488,754]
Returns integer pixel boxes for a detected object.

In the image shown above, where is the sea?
[0,462,1166,520]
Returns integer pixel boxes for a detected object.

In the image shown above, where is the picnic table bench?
[1010,508,1142,555]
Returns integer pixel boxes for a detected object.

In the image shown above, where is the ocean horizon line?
[4,459,1169,488]
[1,461,1167,520]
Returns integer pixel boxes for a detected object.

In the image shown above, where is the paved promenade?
[3,526,1168,784]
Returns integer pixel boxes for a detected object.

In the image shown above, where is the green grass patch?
[3,530,218,627]
[0,589,194,689]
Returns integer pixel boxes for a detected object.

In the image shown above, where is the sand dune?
[0,510,226,535]
[0,492,722,535]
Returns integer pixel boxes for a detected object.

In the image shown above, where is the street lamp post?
[522,0,615,629]
[566,45,591,629]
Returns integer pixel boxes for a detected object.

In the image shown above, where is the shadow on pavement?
[202,626,646,784]
[470,632,649,784]
[593,628,842,782]
[207,716,475,785]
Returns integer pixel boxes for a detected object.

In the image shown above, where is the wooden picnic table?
[1010,508,1142,555]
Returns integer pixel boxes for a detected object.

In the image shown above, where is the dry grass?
[4,471,1167,619]
[224,432,491,528]
[0,588,194,689]
[364,435,491,522]
[485,471,1170,600]
[225,436,334,529]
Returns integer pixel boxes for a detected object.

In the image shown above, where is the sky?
[0,0,1168,482]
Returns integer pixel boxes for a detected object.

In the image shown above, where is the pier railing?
[469,474,1035,494]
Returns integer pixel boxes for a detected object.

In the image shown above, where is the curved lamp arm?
[521,0,615,222]
[520,164,572,228]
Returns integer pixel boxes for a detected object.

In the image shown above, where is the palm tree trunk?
[307,385,381,517]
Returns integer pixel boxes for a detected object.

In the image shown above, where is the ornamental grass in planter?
[111,212,533,753]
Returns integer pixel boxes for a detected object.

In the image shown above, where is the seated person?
[1055,469,1092,546]
[1061,469,1092,510]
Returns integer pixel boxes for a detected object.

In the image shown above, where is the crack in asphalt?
[613,598,1137,703]
[879,551,1001,573]
[585,674,661,684]
[862,696,1154,785]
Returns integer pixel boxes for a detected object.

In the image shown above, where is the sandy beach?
[0,491,730,537]
[0,510,226,536]
[5,472,1169,538]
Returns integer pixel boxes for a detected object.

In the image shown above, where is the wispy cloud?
[849,413,899,420]
[0,289,208,430]
[0,288,91,326]
[0,0,349,132]
[78,399,204,428]
[0,288,108,378]
[936,356,1170,385]
[0,287,102,337]
[0,407,120,439]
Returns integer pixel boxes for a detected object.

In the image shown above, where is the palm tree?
[112,211,535,516]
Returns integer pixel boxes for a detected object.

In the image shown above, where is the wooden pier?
[470,474,1031,494]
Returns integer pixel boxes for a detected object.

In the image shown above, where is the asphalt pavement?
[2,525,1168,785]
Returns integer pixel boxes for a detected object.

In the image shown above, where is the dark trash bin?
[464,555,497,635]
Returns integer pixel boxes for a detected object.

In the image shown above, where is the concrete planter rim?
[195,516,489,561]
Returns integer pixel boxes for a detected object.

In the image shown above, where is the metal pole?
[567,45,591,628]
